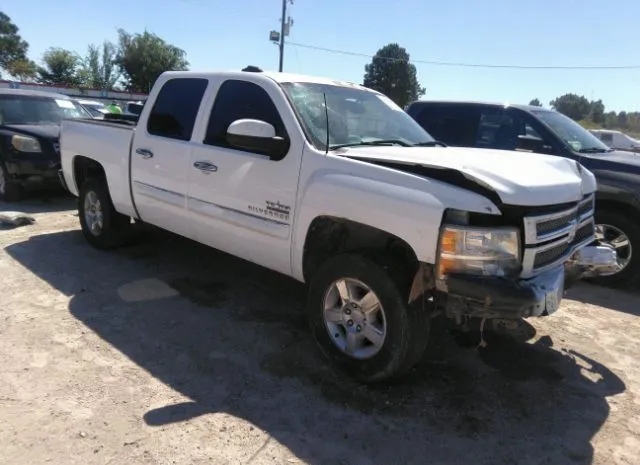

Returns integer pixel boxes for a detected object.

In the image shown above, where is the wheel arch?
[72,155,107,192]
[301,216,423,288]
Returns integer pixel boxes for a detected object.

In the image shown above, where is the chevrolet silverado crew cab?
[406,100,640,287]
[60,69,610,382]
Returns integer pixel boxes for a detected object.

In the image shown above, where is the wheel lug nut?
[356,325,362,332]
[347,320,354,326]
[345,309,351,315]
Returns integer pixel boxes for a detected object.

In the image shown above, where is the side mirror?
[226,119,289,160]
[517,135,554,154]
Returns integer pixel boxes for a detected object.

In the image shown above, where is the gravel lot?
[1,196,639,465]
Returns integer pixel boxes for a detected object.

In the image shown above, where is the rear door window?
[413,105,481,146]
[147,78,209,141]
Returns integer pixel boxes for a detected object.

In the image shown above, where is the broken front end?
[410,193,616,322]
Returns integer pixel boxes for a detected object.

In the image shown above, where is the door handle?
[135,148,154,159]
[193,161,218,173]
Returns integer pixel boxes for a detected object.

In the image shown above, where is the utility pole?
[279,0,287,72]
[269,0,294,71]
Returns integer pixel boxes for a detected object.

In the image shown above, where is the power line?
[288,41,640,70]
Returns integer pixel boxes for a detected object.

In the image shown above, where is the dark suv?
[406,100,640,287]
[0,89,91,201]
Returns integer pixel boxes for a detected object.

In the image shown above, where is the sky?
[4,0,640,112]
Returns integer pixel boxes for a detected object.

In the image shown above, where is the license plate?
[544,273,565,315]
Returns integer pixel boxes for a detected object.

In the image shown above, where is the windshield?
[80,102,105,111]
[82,105,105,118]
[0,95,90,125]
[281,82,434,151]
[534,110,611,153]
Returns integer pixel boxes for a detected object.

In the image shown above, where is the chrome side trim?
[187,195,291,240]
[133,180,184,207]
[188,195,290,226]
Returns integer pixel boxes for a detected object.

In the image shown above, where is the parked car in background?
[405,100,640,286]
[60,69,611,382]
[123,100,144,116]
[74,99,110,119]
[0,89,91,201]
[590,129,640,153]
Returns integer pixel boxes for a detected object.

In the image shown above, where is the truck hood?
[339,146,597,207]
[0,123,60,141]
[580,149,640,168]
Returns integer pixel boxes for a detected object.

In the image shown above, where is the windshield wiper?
[414,140,448,147]
[578,147,614,153]
[330,139,413,150]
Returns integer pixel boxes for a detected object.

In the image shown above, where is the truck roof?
[160,70,371,91]
[408,99,555,113]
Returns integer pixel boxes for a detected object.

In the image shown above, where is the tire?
[78,178,132,249]
[307,254,430,383]
[588,209,640,287]
[0,161,23,202]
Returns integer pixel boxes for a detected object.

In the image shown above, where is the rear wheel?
[78,178,132,249]
[307,254,430,383]
[0,161,23,202]
[589,210,640,287]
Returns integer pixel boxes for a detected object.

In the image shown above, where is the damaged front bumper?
[439,265,566,320]
[5,158,61,188]
[566,244,618,280]
[409,244,618,321]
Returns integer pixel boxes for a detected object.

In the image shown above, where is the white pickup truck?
[59,68,615,382]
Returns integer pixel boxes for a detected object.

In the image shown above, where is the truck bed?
[72,117,137,129]
[60,118,137,218]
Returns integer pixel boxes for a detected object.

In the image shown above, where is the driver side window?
[204,80,288,154]
[478,108,554,154]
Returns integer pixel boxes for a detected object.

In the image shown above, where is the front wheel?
[588,210,640,287]
[78,179,132,249]
[307,254,430,383]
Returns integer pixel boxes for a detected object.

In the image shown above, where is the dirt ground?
[1,196,639,465]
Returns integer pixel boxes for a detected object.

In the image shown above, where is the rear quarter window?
[147,78,209,141]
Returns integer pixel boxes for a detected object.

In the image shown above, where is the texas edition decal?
[248,200,291,222]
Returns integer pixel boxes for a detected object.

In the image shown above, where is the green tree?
[590,99,605,124]
[116,29,188,93]
[363,43,425,108]
[549,93,591,121]
[528,98,542,107]
[604,111,618,128]
[0,12,29,74]
[6,58,37,81]
[84,41,119,90]
[617,111,628,129]
[37,47,83,86]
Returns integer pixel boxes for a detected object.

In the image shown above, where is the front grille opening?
[575,221,594,243]
[534,243,568,269]
[578,198,594,217]
[533,221,595,269]
[536,211,576,237]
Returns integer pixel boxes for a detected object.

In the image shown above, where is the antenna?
[323,92,330,154]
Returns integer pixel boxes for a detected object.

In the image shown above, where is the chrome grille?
[521,194,596,278]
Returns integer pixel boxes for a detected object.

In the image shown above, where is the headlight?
[11,135,42,153]
[437,226,520,278]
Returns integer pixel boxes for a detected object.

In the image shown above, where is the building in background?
[0,80,147,105]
